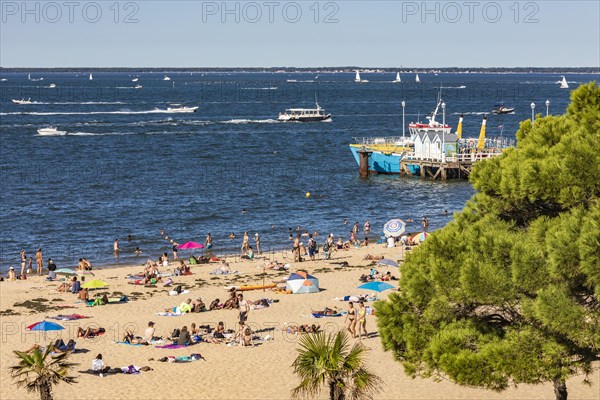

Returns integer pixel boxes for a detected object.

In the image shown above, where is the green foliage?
[10,344,78,400]
[376,82,600,399]
[291,331,382,400]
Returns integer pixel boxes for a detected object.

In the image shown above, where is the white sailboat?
[559,76,569,89]
[28,73,31,80]
[163,75,171,81]
[415,74,421,83]
[89,73,93,80]
[354,70,369,83]
[392,72,401,83]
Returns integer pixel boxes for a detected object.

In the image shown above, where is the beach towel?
[155,312,182,317]
[311,313,344,318]
[50,314,91,321]
[155,343,193,349]
[115,341,145,346]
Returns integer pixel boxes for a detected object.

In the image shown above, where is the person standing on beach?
[345,302,357,338]
[241,232,250,255]
[172,242,179,260]
[238,293,249,323]
[364,220,371,237]
[254,233,261,255]
[352,222,359,237]
[19,249,26,277]
[35,248,43,275]
[113,238,120,256]
[308,234,317,261]
[357,301,368,339]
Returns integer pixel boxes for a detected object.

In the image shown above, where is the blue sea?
[0,71,595,271]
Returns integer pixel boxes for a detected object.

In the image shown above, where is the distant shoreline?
[1,67,599,74]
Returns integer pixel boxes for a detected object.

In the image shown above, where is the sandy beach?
[1,244,598,400]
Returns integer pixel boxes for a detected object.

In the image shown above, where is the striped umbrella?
[383,219,406,237]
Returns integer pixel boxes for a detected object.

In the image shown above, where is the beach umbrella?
[358,281,395,292]
[178,241,205,250]
[383,219,406,237]
[411,231,429,243]
[27,320,64,341]
[377,259,398,268]
[55,268,76,276]
[286,271,320,294]
[81,279,108,289]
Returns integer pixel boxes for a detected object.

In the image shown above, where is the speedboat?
[132,78,139,82]
[278,100,331,122]
[163,75,171,81]
[166,105,198,113]
[492,105,515,114]
[48,83,56,88]
[12,98,33,104]
[37,127,67,135]
[134,84,143,89]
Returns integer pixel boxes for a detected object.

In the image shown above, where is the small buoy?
[305,192,311,198]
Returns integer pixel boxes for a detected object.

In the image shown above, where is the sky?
[1,0,599,67]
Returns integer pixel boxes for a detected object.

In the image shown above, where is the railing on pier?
[352,136,412,146]
[403,151,504,163]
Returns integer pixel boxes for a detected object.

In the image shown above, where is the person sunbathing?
[312,307,340,316]
[209,298,221,310]
[235,324,253,347]
[223,292,239,310]
[122,328,148,345]
[53,339,76,352]
[282,324,320,334]
[192,298,206,313]
[78,326,105,338]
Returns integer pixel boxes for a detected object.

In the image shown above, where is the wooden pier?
[400,152,502,181]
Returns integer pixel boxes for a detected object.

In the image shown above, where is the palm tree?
[10,344,78,400]
[291,331,382,400]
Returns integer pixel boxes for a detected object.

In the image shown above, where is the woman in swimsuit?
[357,301,368,339]
[345,302,356,338]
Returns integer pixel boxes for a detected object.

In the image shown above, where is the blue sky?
[1,1,599,67]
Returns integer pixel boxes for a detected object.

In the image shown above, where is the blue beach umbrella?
[27,320,65,341]
[55,268,76,276]
[357,281,395,292]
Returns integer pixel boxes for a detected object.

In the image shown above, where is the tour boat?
[38,127,67,135]
[278,100,331,122]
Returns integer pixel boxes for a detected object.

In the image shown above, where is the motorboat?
[132,78,139,82]
[12,98,33,104]
[48,83,56,88]
[278,100,331,122]
[492,105,515,114]
[166,105,198,113]
[163,75,171,81]
[134,84,143,89]
[38,127,67,135]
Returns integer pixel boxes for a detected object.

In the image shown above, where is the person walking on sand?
[308,234,317,261]
[19,249,26,277]
[357,301,368,339]
[254,233,261,255]
[35,248,43,275]
[241,232,249,255]
[345,302,357,338]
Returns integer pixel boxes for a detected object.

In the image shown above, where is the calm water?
[0,72,594,271]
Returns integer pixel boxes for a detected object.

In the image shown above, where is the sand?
[1,244,598,400]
